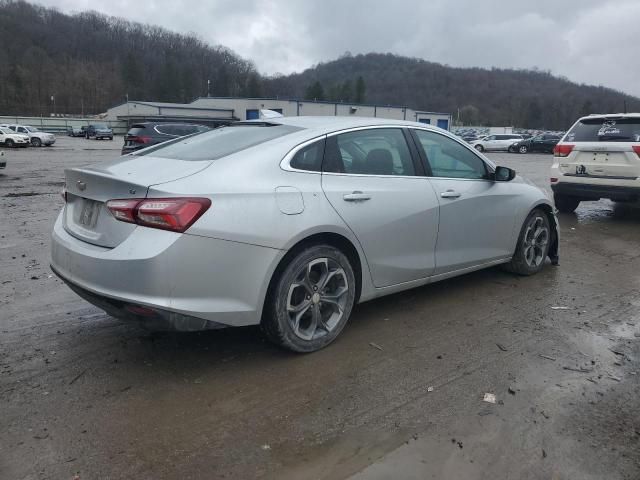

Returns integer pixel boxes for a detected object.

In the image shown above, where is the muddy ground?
[1,137,639,480]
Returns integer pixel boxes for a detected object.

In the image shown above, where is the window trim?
[409,127,495,181]
[280,135,327,174]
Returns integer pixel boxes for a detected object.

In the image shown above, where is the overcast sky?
[36,0,640,97]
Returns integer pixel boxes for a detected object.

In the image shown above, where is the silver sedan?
[51,117,559,352]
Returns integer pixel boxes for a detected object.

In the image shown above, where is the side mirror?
[494,166,516,182]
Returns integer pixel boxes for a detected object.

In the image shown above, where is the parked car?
[52,117,559,352]
[0,151,6,170]
[5,124,55,147]
[85,124,114,140]
[472,134,524,152]
[509,134,561,154]
[0,126,30,148]
[67,126,84,137]
[551,113,640,213]
[122,122,210,154]
[462,135,478,143]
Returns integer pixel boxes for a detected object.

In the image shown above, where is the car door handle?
[343,191,372,202]
[440,190,461,199]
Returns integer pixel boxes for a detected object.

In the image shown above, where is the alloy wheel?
[522,216,549,268]
[286,257,349,341]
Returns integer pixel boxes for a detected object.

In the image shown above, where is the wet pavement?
[1,138,639,479]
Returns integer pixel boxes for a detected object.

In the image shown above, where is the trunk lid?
[559,143,640,180]
[63,155,213,247]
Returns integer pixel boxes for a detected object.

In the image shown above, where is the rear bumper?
[51,212,283,329]
[552,182,640,201]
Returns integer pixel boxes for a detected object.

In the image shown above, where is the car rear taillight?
[632,145,640,158]
[550,177,558,183]
[553,144,574,157]
[106,197,211,233]
[128,135,152,144]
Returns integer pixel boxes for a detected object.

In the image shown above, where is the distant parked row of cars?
[0,124,56,147]
[468,133,561,154]
[67,124,114,140]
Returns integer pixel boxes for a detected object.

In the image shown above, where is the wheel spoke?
[291,303,312,337]
[320,267,346,290]
[288,298,311,313]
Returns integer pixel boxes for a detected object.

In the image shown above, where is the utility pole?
[51,95,55,117]
[207,79,211,98]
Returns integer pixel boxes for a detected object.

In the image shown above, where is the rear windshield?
[127,125,149,136]
[565,118,640,142]
[139,124,302,160]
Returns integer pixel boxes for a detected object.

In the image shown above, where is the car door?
[410,129,520,274]
[483,135,498,150]
[530,135,545,152]
[321,127,440,288]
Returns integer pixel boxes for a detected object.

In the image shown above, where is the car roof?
[244,116,451,137]
[580,113,640,121]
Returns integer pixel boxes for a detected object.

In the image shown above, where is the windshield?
[93,124,109,129]
[139,124,303,161]
[565,118,640,142]
[0,127,11,134]
[25,126,39,132]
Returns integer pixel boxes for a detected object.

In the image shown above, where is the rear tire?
[518,145,528,154]
[554,193,580,213]
[262,244,356,353]
[504,209,551,276]
[474,144,484,152]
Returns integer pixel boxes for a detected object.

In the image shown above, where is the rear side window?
[141,124,302,160]
[565,118,640,142]
[155,124,179,135]
[324,128,415,176]
[290,139,325,172]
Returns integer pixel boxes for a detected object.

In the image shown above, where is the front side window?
[324,128,415,176]
[412,130,488,180]
[290,139,325,172]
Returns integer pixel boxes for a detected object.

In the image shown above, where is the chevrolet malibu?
[51,117,559,352]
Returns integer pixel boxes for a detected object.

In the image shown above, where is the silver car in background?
[51,117,559,352]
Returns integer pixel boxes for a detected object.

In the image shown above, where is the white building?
[105,97,452,130]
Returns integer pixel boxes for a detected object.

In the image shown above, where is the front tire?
[31,138,42,147]
[504,209,551,276]
[518,145,528,154]
[5,139,14,148]
[554,193,580,213]
[262,245,356,352]
[474,144,484,152]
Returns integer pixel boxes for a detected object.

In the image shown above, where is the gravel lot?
[1,137,639,480]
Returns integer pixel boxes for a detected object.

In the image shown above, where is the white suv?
[472,134,524,152]
[551,113,640,213]
[6,125,56,147]
[0,126,30,148]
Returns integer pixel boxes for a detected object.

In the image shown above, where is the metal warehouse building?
[105,97,452,130]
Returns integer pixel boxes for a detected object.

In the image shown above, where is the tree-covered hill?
[0,0,261,116]
[263,53,640,130]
